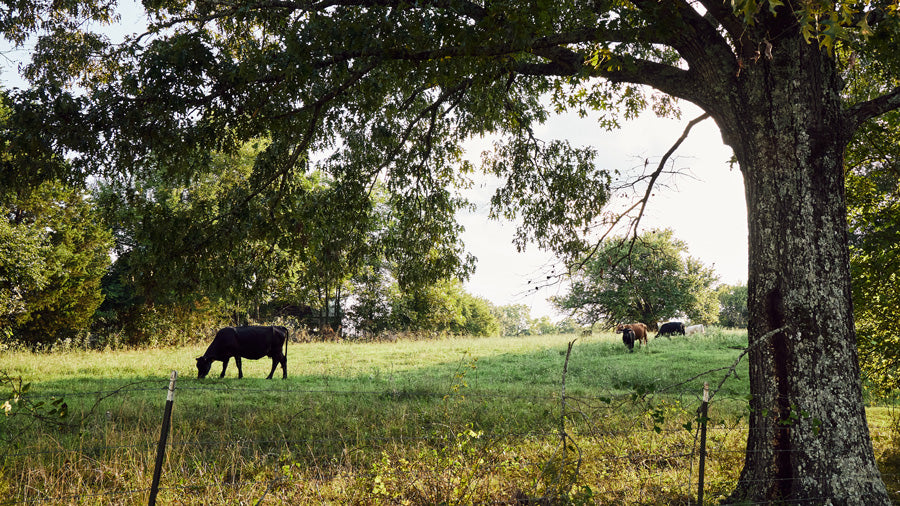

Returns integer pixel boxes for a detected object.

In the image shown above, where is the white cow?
[685,324,705,335]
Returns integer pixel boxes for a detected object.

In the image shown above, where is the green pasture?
[2,328,898,504]
[4,328,751,398]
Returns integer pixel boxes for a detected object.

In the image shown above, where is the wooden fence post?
[149,370,177,506]
[697,381,709,505]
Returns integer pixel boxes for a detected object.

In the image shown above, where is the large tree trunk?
[714,32,890,503]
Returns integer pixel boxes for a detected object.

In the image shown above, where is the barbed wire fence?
[2,346,899,505]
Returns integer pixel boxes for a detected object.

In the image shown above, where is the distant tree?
[552,229,718,329]
[276,174,382,332]
[92,252,142,331]
[717,283,749,329]
[529,316,558,336]
[491,304,533,337]
[92,141,305,307]
[554,317,582,335]
[461,294,500,337]
[683,259,721,326]
[392,278,460,335]
[345,261,396,338]
[2,180,112,347]
[347,275,498,337]
[0,217,47,339]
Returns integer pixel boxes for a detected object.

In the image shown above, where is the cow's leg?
[220,358,229,378]
[281,356,287,379]
[266,357,277,379]
[235,356,243,379]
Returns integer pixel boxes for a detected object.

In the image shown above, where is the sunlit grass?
[2,328,896,504]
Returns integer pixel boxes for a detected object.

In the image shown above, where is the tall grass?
[1,328,897,504]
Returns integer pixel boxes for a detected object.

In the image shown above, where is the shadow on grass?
[3,333,753,464]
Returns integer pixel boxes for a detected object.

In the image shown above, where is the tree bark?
[710,31,891,504]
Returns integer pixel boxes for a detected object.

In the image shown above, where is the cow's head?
[614,324,625,333]
[196,356,213,379]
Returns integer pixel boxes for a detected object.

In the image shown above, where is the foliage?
[844,51,900,397]
[0,87,85,191]
[552,229,719,329]
[488,304,574,337]
[273,173,382,331]
[0,215,47,338]
[92,141,390,339]
[460,293,500,337]
[391,279,499,337]
[529,316,559,336]
[1,180,112,348]
[0,0,116,49]
[92,140,299,307]
[717,283,749,329]
[486,138,611,262]
[345,262,398,338]
[555,317,582,335]
[491,304,533,337]
[1,372,68,448]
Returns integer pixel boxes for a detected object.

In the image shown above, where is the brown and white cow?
[615,323,648,349]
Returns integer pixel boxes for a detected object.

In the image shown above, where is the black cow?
[656,321,685,338]
[621,327,636,352]
[196,326,288,379]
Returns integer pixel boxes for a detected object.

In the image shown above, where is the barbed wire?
[4,367,899,505]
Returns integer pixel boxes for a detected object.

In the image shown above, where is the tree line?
[0,141,749,347]
[0,84,882,369]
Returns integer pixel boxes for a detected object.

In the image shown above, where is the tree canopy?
[716,283,749,329]
[552,229,718,329]
[1,180,112,347]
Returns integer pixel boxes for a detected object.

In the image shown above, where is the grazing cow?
[685,324,705,335]
[656,321,685,338]
[196,326,288,379]
[621,327,636,352]
[615,323,648,348]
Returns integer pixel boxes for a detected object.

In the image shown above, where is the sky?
[457,107,747,319]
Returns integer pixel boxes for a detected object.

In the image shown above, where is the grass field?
[2,328,898,504]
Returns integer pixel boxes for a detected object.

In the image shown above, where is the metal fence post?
[697,381,709,505]
[149,370,177,506]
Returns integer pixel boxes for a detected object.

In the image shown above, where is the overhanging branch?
[844,86,900,139]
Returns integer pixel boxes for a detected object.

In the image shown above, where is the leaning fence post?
[697,381,709,505]
[149,370,177,506]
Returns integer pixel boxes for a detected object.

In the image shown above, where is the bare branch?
[626,112,710,242]
[518,112,712,300]
[568,112,710,276]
